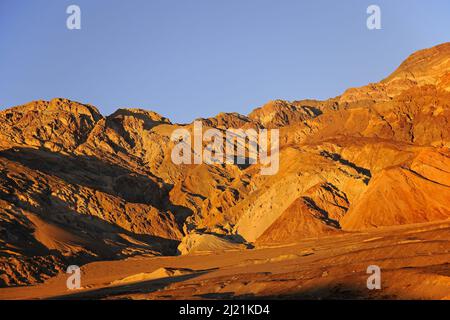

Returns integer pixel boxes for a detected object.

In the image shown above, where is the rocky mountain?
[1,43,450,287]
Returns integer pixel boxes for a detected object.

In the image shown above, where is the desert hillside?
[1,43,450,289]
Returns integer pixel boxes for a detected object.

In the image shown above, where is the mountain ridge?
[1,42,450,287]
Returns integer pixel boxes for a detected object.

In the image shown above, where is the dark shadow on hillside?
[0,147,195,258]
[4,195,180,258]
[0,147,165,208]
[303,105,323,117]
[320,150,371,184]
[0,147,194,222]
[302,196,341,229]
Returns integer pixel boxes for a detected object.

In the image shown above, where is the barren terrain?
[1,43,450,299]
[1,221,449,300]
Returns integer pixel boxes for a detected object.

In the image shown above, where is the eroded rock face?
[1,43,450,287]
[0,98,102,152]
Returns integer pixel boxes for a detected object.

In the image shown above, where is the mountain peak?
[384,42,450,86]
[248,100,321,128]
[340,42,450,104]
[110,108,171,125]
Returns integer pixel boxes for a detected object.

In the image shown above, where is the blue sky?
[1,0,449,123]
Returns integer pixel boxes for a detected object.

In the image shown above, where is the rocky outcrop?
[0,98,102,152]
[248,99,322,128]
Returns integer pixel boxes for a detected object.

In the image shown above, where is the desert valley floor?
[1,220,449,300]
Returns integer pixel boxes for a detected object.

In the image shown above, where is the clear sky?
[1,0,449,123]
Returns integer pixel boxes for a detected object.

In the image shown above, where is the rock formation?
[1,43,450,287]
